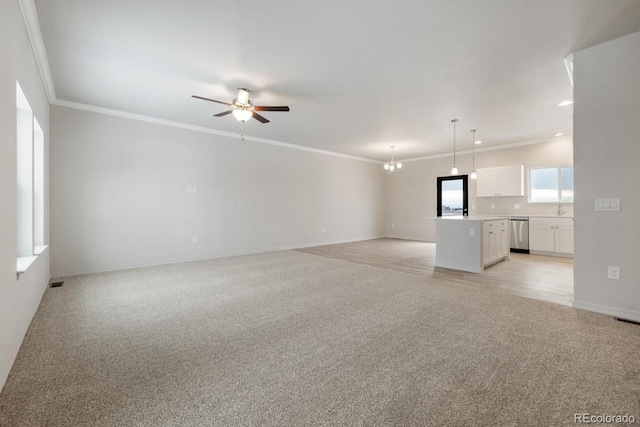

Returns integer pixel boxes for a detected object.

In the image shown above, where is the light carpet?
[0,250,639,426]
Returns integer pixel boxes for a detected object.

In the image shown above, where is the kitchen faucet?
[557,202,566,216]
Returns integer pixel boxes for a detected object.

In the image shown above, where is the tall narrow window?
[34,118,45,253]
[16,82,33,259]
[16,81,46,275]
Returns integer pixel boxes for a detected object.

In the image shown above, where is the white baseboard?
[384,235,434,243]
[0,275,49,392]
[434,260,481,273]
[573,300,640,323]
[0,343,17,392]
[530,250,573,258]
[51,235,386,278]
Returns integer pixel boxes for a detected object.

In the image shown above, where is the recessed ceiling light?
[555,133,564,137]
[474,140,482,145]
[558,100,573,107]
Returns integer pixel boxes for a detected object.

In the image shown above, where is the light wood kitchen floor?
[297,238,574,306]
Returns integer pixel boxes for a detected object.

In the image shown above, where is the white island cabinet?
[435,216,510,273]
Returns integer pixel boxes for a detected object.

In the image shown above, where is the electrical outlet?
[608,266,620,280]
[193,186,198,193]
[192,236,198,244]
[391,223,395,228]
[322,228,325,233]
[469,228,475,237]
[187,186,193,193]
[490,204,495,210]
[514,204,520,210]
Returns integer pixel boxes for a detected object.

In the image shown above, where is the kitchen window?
[528,166,573,203]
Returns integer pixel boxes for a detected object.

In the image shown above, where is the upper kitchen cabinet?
[475,165,524,197]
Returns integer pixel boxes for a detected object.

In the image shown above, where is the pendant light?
[470,129,477,179]
[451,119,458,175]
[383,146,402,173]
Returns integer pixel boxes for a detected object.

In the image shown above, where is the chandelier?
[384,146,402,173]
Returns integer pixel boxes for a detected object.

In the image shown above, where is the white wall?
[385,138,573,241]
[0,0,51,390]
[573,31,640,321]
[50,106,386,276]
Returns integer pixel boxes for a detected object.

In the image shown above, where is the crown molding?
[52,97,571,166]
[398,134,573,164]
[17,0,380,164]
[52,99,381,164]
[18,0,570,166]
[18,0,56,103]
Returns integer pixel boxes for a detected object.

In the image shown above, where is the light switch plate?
[595,198,620,211]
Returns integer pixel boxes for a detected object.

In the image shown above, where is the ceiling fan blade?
[252,112,270,123]
[214,110,233,117]
[254,106,290,112]
[192,95,232,106]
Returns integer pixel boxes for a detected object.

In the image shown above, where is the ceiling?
[32,0,640,161]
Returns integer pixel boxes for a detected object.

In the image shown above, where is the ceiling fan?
[192,88,290,124]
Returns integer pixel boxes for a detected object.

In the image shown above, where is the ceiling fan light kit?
[232,108,253,122]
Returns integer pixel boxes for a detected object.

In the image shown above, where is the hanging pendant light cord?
[471,129,476,170]
[451,119,458,167]
[453,121,456,166]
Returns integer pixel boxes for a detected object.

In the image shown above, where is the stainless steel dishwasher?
[510,216,529,253]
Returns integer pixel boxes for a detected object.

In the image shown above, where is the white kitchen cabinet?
[529,217,574,256]
[529,220,556,252]
[475,168,498,197]
[482,218,509,266]
[476,165,524,197]
[554,224,574,254]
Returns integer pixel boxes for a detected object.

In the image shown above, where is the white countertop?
[434,215,509,221]
[518,215,573,218]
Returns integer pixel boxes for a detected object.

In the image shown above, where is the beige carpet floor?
[0,250,639,426]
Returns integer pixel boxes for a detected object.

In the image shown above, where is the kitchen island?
[435,216,510,273]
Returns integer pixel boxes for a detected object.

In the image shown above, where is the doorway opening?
[437,175,468,217]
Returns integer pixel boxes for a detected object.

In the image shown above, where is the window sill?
[16,245,48,278]
[17,256,38,276]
